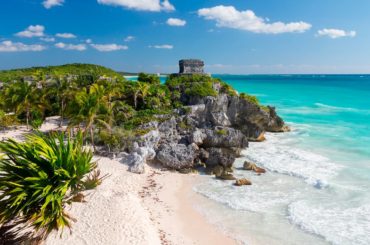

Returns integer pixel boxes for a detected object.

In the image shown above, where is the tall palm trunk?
[26,107,30,130]
[90,126,95,151]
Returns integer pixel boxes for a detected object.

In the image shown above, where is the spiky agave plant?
[0,131,102,242]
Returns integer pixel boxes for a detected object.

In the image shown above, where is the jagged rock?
[189,129,206,145]
[234,178,252,186]
[255,132,266,142]
[158,117,181,144]
[243,161,254,170]
[125,143,156,174]
[254,167,266,174]
[198,148,209,162]
[217,173,237,180]
[212,165,224,177]
[202,127,248,149]
[224,166,234,173]
[265,106,290,132]
[138,129,160,149]
[205,147,237,168]
[230,147,243,157]
[243,161,266,174]
[126,152,145,174]
[204,94,232,127]
[156,143,198,170]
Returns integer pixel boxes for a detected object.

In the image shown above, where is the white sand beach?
[0,118,237,245]
[45,158,237,245]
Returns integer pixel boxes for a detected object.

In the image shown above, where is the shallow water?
[193,75,370,245]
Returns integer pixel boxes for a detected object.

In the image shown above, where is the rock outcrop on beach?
[123,79,288,174]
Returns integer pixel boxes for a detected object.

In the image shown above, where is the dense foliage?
[0,64,265,150]
[0,131,101,241]
[0,64,123,83]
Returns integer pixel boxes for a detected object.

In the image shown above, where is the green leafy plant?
[138,72,161,85]
[0,111,19,128]
[216,129,228,136]
[220,81,237,96]
[240,92,260,105]
[0,131,102,242]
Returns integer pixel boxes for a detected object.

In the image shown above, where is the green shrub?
[216,129,228,136]
[0,131,102,241]
[30,118,44,129]
[178,120,192,130]
[138,73,160,85]
[98,127,135,152]
[123,109,172,130]
[220,82,237,96]
[185,81,217,97]
[240,92,259,105]
[0,111,19,128]
[260,105,270,113]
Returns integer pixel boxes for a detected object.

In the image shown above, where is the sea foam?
[288,200,370,245]
[244,132,341,188]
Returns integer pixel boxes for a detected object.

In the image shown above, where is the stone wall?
[179,59,204,74]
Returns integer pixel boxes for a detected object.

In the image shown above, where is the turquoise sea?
[195,75,370,245]
[128,75,370,244]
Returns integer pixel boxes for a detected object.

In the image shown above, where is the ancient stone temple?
[179,59,205,74]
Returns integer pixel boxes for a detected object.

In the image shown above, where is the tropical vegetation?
[0,64,268,149]
[0,131,102,242]
[0,63,269,242]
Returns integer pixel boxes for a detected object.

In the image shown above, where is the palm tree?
[133,82,150,109]
[4,80,45,129]
[69,84,108,149]
[52,78,76,127]
[103,80,123,111]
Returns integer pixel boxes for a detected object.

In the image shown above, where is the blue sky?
[1,0,370,74]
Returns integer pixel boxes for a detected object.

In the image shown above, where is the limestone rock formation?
[125,142,156,174]
[155,143,198,170]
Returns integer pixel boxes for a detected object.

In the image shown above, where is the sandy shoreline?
[0,122,237,245]
[45,158,237,245]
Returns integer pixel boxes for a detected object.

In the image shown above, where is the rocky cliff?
[122,79,289,175]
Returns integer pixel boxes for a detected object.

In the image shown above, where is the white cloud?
[149,44,173,49]
[124,35,135,42]
[55,42,86,51]
[40,37,55,42]
[166,18,186,27]
[198,5,311,34]
[85,39,93,44]
[317,29,356,39]
[16,25,45,38]
[56,33,76,39]
[97,0,174,12]
[91,43,128,52]
[0,41,46,52]
[43,0,64,9]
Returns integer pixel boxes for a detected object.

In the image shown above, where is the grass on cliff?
[240,92,259,105]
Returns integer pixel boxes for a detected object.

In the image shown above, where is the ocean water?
[126,74,370,244]
[193,75,370,245]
